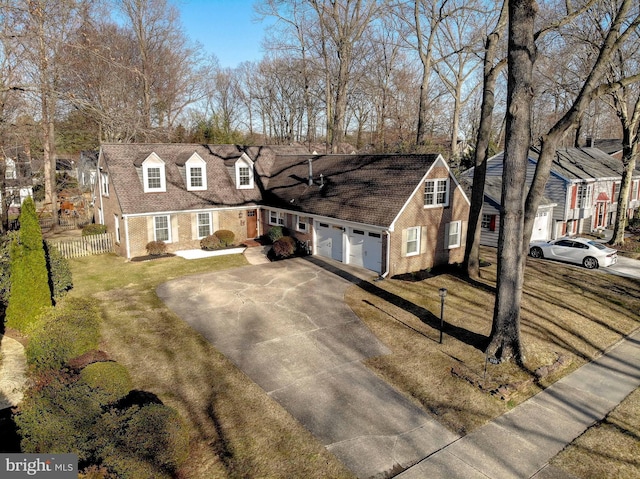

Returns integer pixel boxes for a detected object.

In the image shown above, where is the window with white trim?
[235,157,254,189]
[481,214,491,229]
[406,227,420,256]
[186,153,207,191]
[154,215,171,242]
[269,210,285,226]
[296,215,308,232]
[101,171,109,196]
[197,212,211,238]
[143,154,166,192]
[632,180,639,201]
[577,184,592,209]
[424,178,449,207]
[446,221,461,249]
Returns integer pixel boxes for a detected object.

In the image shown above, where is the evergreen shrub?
[268,226,284,243]
[80,362,133,405]
[213,229,235,247]
[5,197,52,331]
[82,224,107,236]
[26,298,101,372]
[44,242,73,301]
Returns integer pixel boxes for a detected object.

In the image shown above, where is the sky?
[177,0,271,68]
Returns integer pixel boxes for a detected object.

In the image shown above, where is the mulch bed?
[130,253,176,262]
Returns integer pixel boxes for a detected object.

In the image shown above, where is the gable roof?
[263,154,442,227]
[529,147,640,181]
[100,144,307,215]
[100,145,450,228]
[593,139,623,156]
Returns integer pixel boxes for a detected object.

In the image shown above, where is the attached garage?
[348,228,383,273]
[316,222,344,262]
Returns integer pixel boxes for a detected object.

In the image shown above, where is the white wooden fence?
[47,233,115,259]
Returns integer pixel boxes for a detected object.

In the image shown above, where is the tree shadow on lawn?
[304,256,488,351]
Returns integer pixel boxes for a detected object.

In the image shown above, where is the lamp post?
[439,288,447,344]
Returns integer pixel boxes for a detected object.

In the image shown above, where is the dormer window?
[186,153,207,191]
[235,155,254,189]
[143,153,166,193]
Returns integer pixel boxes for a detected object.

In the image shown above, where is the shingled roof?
[263,154,441,227]
[100,145,443,227]
[100,143,310,215]
[530,147,640,180]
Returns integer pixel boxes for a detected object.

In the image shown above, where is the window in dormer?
[186,153,207,191]
[235,155,254,189]
[142,153,166,193]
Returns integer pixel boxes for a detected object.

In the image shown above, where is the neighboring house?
[78,150,98,191]
[95,144,470,276]
[462,147,640,247]
[1,146,34,215]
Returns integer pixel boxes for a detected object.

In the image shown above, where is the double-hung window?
[296,215,308,232]
[154,216,170,242]
[190,167,203,188]
[147,167,162,189]
[406,227,420,256]
[577,184,592,209]
[101,171,109,196]
[197,212,211,238]
[446,221,461,249]
[425,179,449,207]
[238,167,250,186]
[269,210,285,226]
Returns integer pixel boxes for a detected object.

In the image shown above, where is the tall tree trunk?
[464,1,507,278]
[486,0,537,363]
[610,135,638,245]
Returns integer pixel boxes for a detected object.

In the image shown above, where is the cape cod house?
[462,147,640,248]
[94,144,470,277]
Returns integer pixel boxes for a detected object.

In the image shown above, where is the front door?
[247,210,257,238]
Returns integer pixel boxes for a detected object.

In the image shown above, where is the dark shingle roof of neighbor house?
[100,143,310,215]
[264,154,441,227]
[593,139,622,156]
[100,144,444,227]
[530,147,640,180]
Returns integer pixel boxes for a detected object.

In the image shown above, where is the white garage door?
[348,229,383,273]
[316,223,344,261]
[531,211,550,241]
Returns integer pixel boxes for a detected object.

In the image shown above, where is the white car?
[529,237,618,269]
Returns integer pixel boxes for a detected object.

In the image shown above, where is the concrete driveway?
[157,258,458,478]
[606,255,640,280]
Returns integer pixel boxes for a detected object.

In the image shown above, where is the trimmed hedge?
[26,297,101,372]
[213,229,235,247]
[80,362,133,405]
[5,197,52,332]
[0,231,16,306]
[82,224,107,236]
[44,242,73,301]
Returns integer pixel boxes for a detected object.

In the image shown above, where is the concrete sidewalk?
[398,329,640,479]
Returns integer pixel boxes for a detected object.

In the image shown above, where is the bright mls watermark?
[1,454,77,478]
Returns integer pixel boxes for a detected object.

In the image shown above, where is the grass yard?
[67,247,640,478]
[68,253,354,479]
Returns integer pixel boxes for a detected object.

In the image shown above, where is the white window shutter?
[420,226,428,254]
[401,228,408,257]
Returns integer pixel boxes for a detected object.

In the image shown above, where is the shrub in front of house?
[213,229,235,247]
[145,241,167,256]
[0,231,17,307]
[268,226,284,243]
[44,242,73,302]
[200,234,223,251]
[5,197,52,332]
[26,297,101,372]
[272,236,297,259]
[82,224,108,236]
[80,362,133,405]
